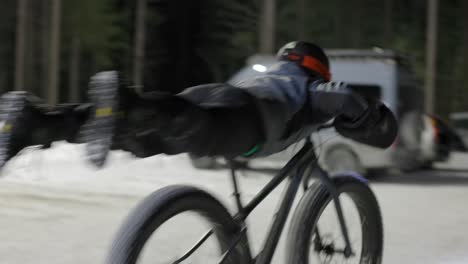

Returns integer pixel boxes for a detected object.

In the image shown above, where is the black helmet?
[277,41,331,81]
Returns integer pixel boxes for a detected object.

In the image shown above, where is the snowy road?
[1,143,468,263]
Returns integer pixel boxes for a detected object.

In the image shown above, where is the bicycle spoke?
[309,194,364,264]
[171,229,214,264]
[313,228,324,251]
[217,226,247,264]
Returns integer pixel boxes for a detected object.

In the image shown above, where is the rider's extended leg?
[111,84,265,158]
[0,92,91,166]
[0,84,265,166]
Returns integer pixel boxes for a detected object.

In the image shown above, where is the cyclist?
[0,41,397,166]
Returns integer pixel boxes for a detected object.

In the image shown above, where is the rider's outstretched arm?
[308,81,397,148]
[308,82,370,124]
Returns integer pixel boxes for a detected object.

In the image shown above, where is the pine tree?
[63,0,123,101]
[133,0,147,90]
[14,0,27,91]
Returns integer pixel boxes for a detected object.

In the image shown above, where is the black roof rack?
[247,49,410,66]
[325,49,411,66]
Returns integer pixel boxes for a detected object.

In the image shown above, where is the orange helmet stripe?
[302,55,331,81]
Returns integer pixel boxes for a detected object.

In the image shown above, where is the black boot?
[0,92,90,168]
[78,70,169,164]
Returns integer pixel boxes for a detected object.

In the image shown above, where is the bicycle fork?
[315,166,355,258]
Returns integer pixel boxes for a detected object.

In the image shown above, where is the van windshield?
[450,115,468,130]
[347,84,382,100]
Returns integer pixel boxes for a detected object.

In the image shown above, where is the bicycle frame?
[176,136,355,264]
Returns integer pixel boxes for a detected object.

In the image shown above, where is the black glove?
[334,99,398,148]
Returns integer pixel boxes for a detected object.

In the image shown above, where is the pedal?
[79,71,119,167]
[0,91,27,168]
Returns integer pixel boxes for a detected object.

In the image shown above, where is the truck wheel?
[393,149,433,172]
[323,146,365,176]
[403,160,433,172]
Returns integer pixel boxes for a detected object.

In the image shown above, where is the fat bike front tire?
[106,185,251,264]
[286,175,383,264]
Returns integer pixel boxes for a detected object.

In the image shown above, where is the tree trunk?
[383,0,393,45]
[296,0,306,40]
[14,0,27,91]
[168,0,200,91]
[463,0,468,77]
[133,0,146,92]
[334,0,345,47]
[25,0,35,93]
[48,0,61,105]
[424,0,438,114]
[259,0,276,54]
[460,0,468,111]
[351,0,363,48]
[69,36,81,103]
[41,0,50,98]
[335,0,356,47]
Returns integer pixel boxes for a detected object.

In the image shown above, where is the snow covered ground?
[1,142,468,263]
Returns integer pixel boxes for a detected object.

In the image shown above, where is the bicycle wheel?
[286,175,383,264]
[107,185,251,264]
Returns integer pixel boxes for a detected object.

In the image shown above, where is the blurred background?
[0,0,467,118]
[2,1,468,263]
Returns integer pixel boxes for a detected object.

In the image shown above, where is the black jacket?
[176,61,378,157]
